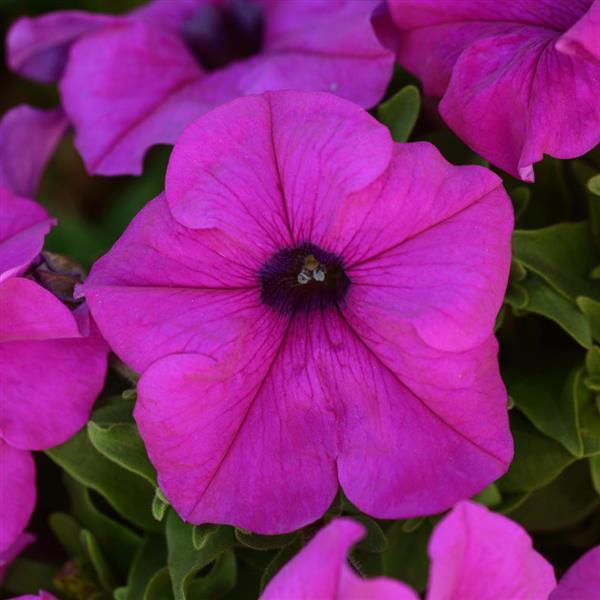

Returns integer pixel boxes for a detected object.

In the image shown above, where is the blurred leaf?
[508,186,530,223]
[503,360,583,456]
[49,512,86,560]
[508,461,599,531]
[91,399,136,425]
[591,456,600,495]
[575,367,600,456]
[192,524,220,551]
[234,529,298,551]
[472,483,502,507]
[46,427,159,532]
[376,85,421,142]
[81,529,116,590]
[349,516,387,553]
[88,422,156,486]
[64,475,141,579]
[187,550,236,598]
[144,567,173,600]
[382,520,433,593]
[166,511,235,600]
[401,518,424,533]
[512,222,600,301]
[498,411,575,494]
[507,273,592,347]
[577,296,600,342]
[2,559,57,596]
[126,535,167,600]
[588,174,600,196]
[152,488,169,522]
[259,537,304,594]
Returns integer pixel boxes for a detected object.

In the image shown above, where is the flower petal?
[0,277,81,343]
[335,143,512,353]
[261,518,417,600]
[551,546,600,600]
[0,304,108,451]
[60,21,206,175]
[556,0,600,62]
[7,10,119,83]
[84,194,269,373]
[330,310,511,519]
[166,91,392,248]
[427,501,556,600]
[0,441,35,555]
[0,106,67,199]
[136,312,337,534]
[0,190,55,282]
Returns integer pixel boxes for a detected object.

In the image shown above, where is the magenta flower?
[261,501,559,599]
[0,106,108,564]
[374,0,600,181]
[8,0,393,176]
[551,546,600,600]
[83,91,513,534]
[9,593,57,600]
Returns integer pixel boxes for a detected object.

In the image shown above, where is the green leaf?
[401,518,424,533]
[46,427,159,532]
[498,411,576,494]
[234,528,299,550]
[192,524,220,551]
[382,520,433,593]
[503,360,583,456]
[508,186,530,222]
[512,222,600,301]
[88,421,156,486]
[259,537,304,594]
[81,529,117,590]
[586,346,600,375]
[507,271,593,347]
[348,516,387,553]
[472,483,502,507]
[588,174,600,196]
[376,85,421,142]
[64,475,141,579]
[575,367,600,456]
[49,512,86,560]
[152,488,169,522]
[187,549,237,598]
[144,567,174,600]
[508,460,599,531]
[2,559,57,596]
[126,535,167,600]
[577,296,600,342]
[590,455,600,495]
[166,511,235,600]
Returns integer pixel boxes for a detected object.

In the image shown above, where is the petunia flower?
[551,545,600,600]
[260,501,566,599]
[7,0,393,176]
[0,106,108,568]
[83,90,513,534]
[374,0,600,181]
[8,593,57,600]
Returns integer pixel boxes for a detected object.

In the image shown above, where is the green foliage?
[376,85,421,142]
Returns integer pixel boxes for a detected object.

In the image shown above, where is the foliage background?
[1,1,599,598]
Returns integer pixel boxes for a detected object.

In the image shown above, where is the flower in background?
[0,106,108,570]
[374,0,600,181]
[262,501,597,600]
[83,90,513,534]
[8,0,393,176]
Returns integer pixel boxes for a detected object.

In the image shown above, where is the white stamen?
[297,269,311,284]
[313,265,326,282]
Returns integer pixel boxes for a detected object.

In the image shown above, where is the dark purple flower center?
[181,0,264,72]
[26,251,85,308]
[259,242,351,315]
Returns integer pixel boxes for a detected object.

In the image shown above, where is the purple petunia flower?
[261,501,571,599]
[0,106,108,565]
[8,0,393,176]
[83,90,513,534]
[374,0,600,181]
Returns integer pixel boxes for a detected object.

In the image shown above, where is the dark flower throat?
[182,0,264,72]
[259,242,351,315]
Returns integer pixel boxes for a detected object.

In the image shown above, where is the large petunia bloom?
[551,546,600,600]
[261,501,562,599]
[83,91,513,534]
[374,0,600,181]
[0,106,108,565]
[8,0,393,176]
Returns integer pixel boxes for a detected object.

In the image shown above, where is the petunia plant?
[1,1,599,599]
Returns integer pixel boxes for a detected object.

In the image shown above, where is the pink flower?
[8,593,57,600]
[551,546,600,600]
[8,0,393,176]
[0,106,108,566]
[261,501,560,599]
[374,0,600,181]
[83,91,513,534]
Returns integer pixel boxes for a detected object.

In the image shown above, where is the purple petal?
[0,302,108,451]
[0,105,67,198]
[261,518,417,599]
[556,0,600,61]
[427,501,556,600]
[0,190,55,282]
[135,313,337,534]
[0,442,35,555]
[551,546,600,600]
[7,11,119,83]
